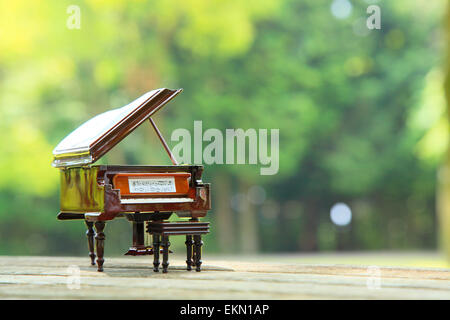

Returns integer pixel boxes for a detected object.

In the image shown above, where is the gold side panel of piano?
[60,166,105,213]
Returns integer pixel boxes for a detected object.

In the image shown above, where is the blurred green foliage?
[0,0,447,256]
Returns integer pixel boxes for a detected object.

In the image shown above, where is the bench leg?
[152,234,160,272]
[85,220,96,266]
[185,235,194,271]
[161,235,170,273]
[94,221,106,272]
[194,235,203,272]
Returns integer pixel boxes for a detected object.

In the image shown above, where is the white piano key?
[120,197,194,204]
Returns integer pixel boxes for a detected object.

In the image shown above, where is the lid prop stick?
[148,117,179,165]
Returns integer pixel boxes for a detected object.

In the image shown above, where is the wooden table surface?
[0,255,449,299]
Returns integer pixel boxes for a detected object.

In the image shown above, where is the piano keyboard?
[120,197,194,204]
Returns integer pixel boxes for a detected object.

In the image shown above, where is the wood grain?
[0,256,448,299]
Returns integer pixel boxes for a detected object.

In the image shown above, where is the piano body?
[52,88,211,272]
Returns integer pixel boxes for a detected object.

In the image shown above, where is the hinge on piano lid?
[148,117,179,166]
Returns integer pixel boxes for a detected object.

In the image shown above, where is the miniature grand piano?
[52,88,211,273]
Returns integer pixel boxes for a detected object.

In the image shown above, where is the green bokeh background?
[0,0,448,262]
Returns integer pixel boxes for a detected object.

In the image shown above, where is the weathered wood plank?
[0,256,448,299]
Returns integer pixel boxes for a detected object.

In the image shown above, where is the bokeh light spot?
[353,17,371,37]
[330,202,352,226]
[247,185,266,205]
[331,0,353,20]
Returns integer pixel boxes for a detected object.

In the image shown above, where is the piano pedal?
[124,246,172,256]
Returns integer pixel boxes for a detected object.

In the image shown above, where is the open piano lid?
[52,88,182,168]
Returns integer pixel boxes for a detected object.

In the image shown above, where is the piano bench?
[146,221,210,273]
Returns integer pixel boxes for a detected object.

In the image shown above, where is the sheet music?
[128,177,176,193]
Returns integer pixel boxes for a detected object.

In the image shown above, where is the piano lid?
[52,88,182,168]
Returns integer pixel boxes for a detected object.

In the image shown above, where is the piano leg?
[125,220,150,255]
[194,235,203,272]
[85,220,96,265]
[152,234,160,272]
[94,221,106,272]
[161,235,170,273]
[185,235,194,271]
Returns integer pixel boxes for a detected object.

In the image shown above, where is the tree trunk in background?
[440,4,450,263]
[214,172,234,253]
[299,199,319,251]
[437,165,450,261]
[238,180,259,253]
